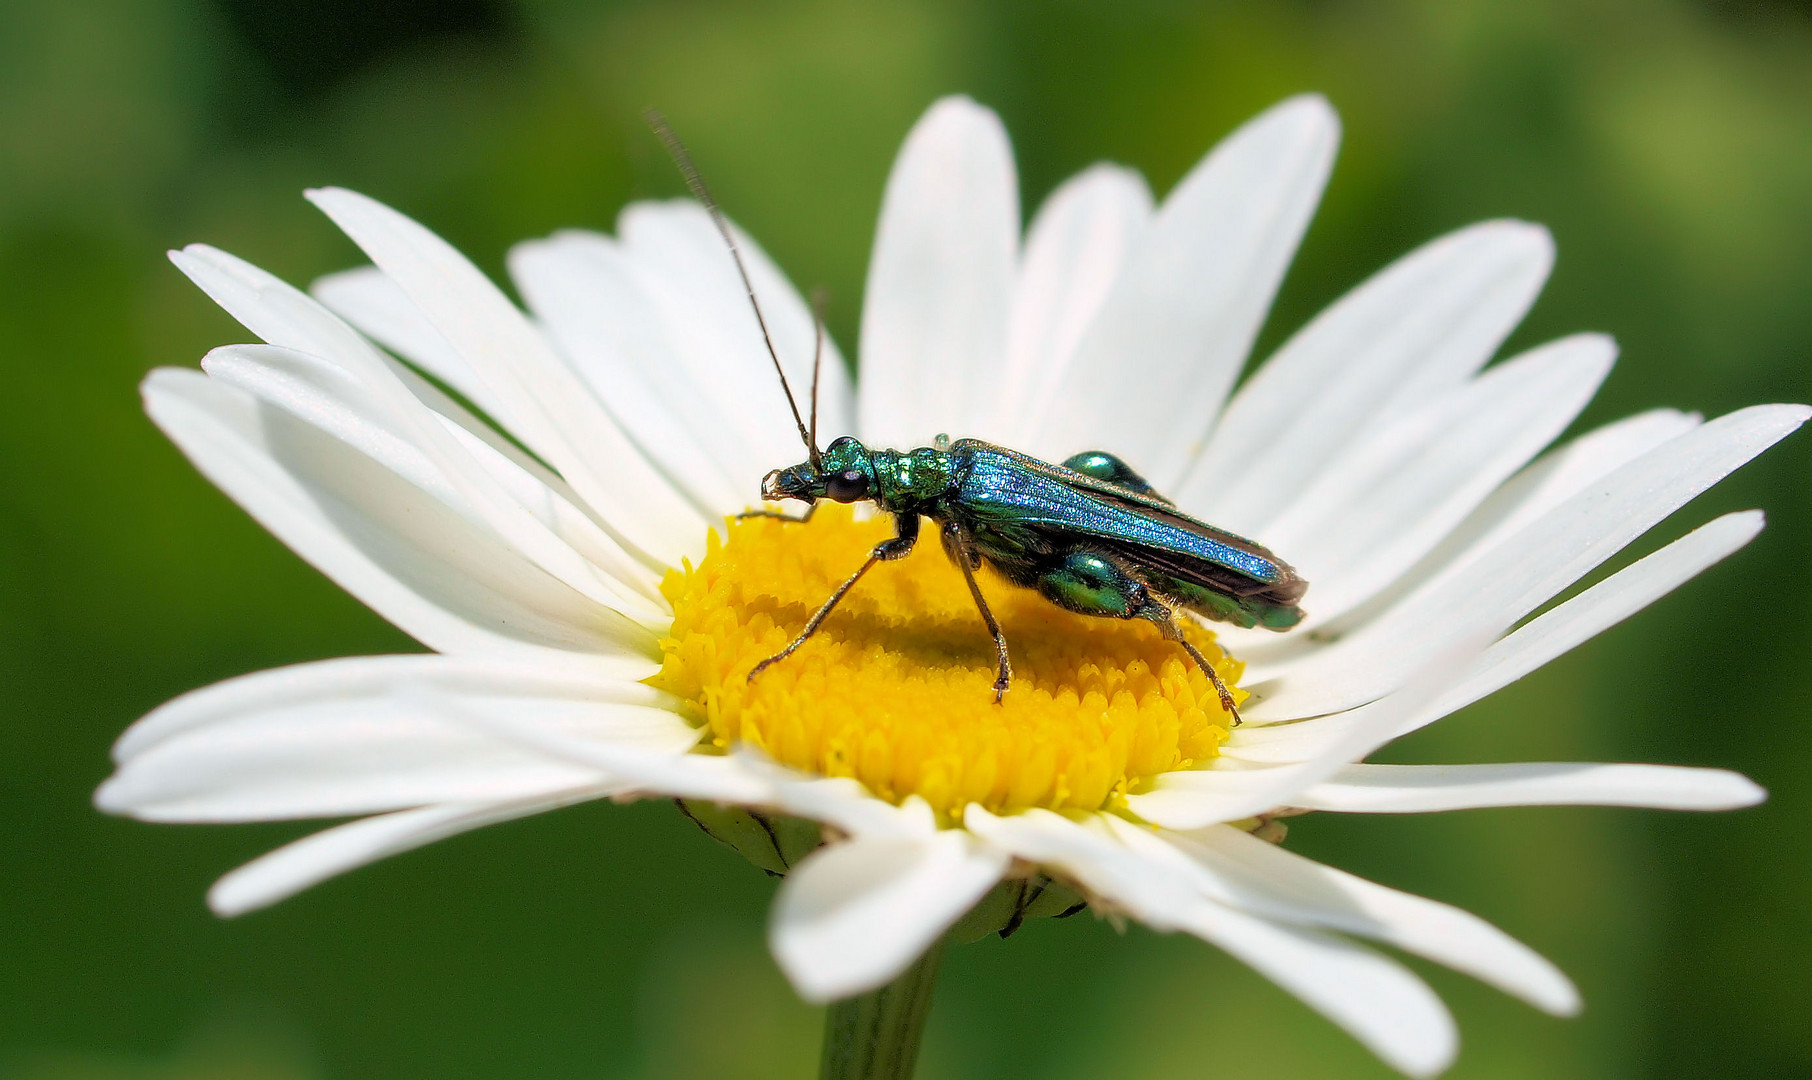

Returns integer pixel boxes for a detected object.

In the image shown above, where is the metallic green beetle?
[754,435,1307,722]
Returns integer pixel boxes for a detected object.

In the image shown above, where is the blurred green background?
[3,0,1810,1077]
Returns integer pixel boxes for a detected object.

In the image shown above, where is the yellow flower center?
[648,506,1243,819]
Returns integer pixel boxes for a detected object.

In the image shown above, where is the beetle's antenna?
[646,109,822,471]
[807,286,826,458]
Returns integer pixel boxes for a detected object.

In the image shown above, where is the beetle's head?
[761,436,875,504]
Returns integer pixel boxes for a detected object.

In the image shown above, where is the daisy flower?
[98,95,1804,1077]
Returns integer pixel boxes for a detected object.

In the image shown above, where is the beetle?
[753,436,1306,722]
[649,113,1307,722]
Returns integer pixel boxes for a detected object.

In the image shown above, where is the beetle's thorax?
[867,445,957,513]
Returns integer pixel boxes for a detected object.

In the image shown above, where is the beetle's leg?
[1143,606,1243,726]
[736,501,819,524]
[749,513,918,681]
[941,520,1012,703]
[1034,549,1242,725]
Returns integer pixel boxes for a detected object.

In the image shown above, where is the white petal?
[171,245,401,391]
[509,229,744,516]
[1246,403,1809,720]
[771,830,1008,1002]
[1182,220,1554,533]
[1298,762,1765,813]
[1285,407,1703,653]
[202,344,460,504]
[511,203,857,516]
[1034,96,1339,486]
[144,369,657,668]
[1130,821,1579,1015]
[201,343,667,620]
[1183,901,1456,1078]
[1126,634,1481,828]
[619,201,856,471]
[964,808,1454,1078]
[992,164,1153,451]
[432,414,669,614]
[1416,509,1765,729]
[96,655,694,822]
[728,216,857,446]
[310,266,504,421]
[304,187,708,566]
[389,363,663,591]
[1229,512,1768,764]
[1266,334,1614,625]
[384,353,569,486]
[172,246,669,616]
[207,789,612,917]
[857,96,1018,447]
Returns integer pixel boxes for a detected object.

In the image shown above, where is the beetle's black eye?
[825,469,870,502]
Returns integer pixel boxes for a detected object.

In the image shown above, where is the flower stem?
[818,941,945,1080]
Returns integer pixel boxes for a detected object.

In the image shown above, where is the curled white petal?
[1184,900,1458,1078]
[965,807,1455,1078]
[1116,820,1580,1016]
[772,830,1008,1002]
